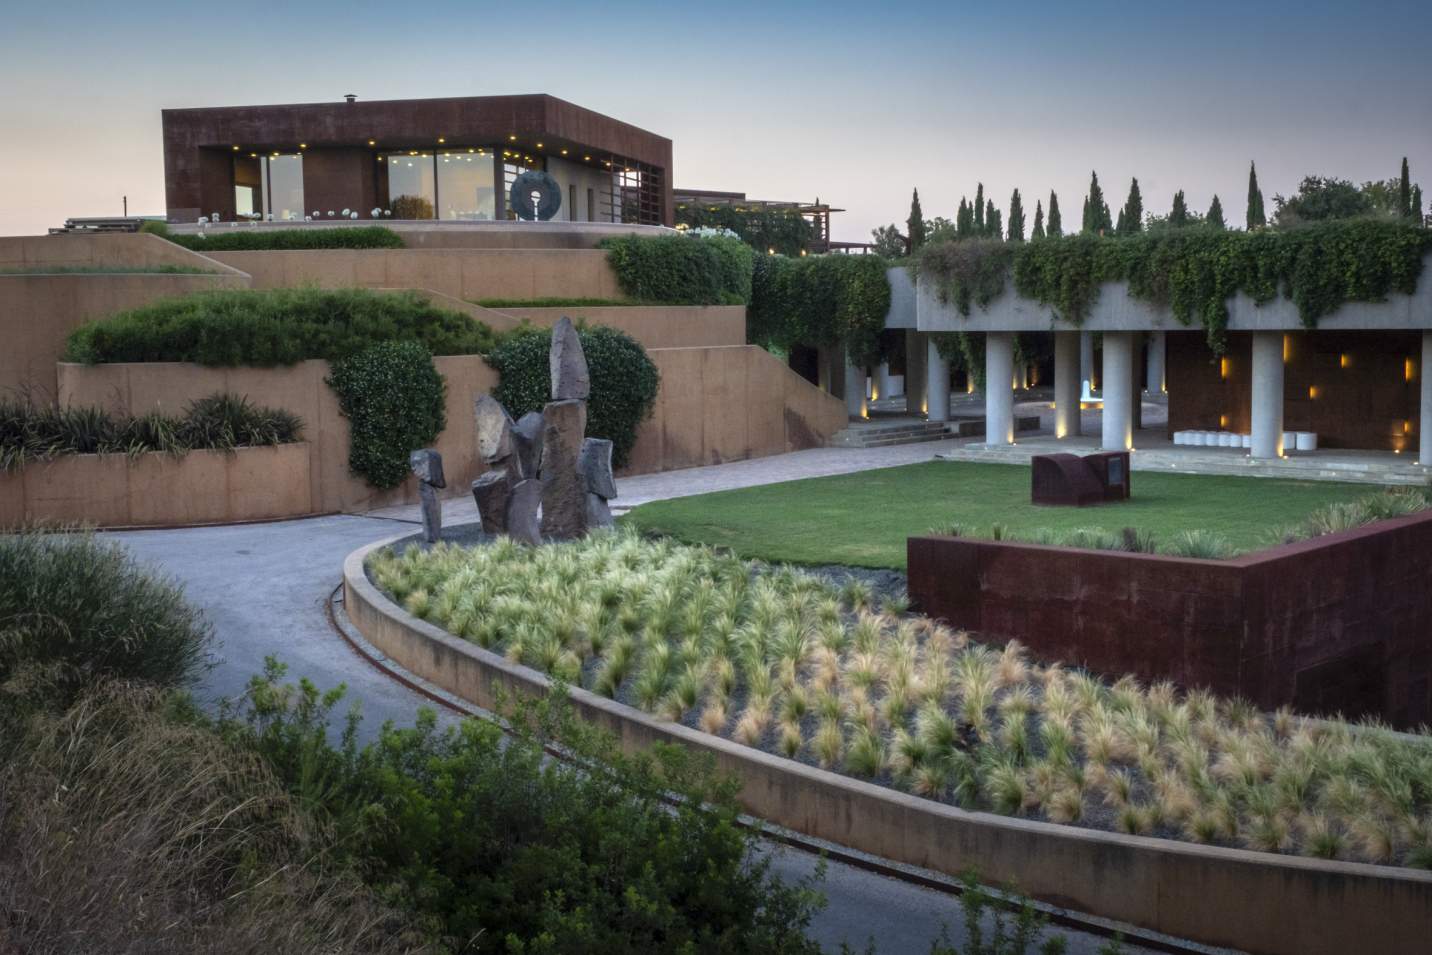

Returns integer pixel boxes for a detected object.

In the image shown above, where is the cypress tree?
[1170,190,1189,228]
[1047,191,1062,238]
[907,188,927,251]
[1031,200,1045,239]
[974,183,985,233]
[1413,185,1424,226]
[957,198,972,237]
[1207,194,1226,229]
[1083,171,1110,234]
[1399,157,1412,218]
[1246,161,1266,229]
[1081,195,1090,233]
[986,202,1002,240]
[1118,177,1143,235]
[1007,189,1026,242]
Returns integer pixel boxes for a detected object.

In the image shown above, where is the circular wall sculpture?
[509,170,563,221]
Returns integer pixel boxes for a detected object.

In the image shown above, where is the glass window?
[436,149,495,220]
[385,153,436,219]
[233,154,262,218]
[264,153,305,221]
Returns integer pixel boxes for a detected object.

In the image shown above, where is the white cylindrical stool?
[1296,432,1317,452]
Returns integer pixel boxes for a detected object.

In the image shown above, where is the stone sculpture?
[408,448,446,543]
[469,317,617,542]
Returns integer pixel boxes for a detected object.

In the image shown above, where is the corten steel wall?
[162,94,673,224]
[0,444,312,529]
[204,248,624,301]
[343,537,1432,955]
[1167,330,1423,451]
[908,512,1432,728]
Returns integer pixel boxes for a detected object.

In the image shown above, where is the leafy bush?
[155,223,407,251]
[0,530,211,714]
[601,234,754,305]
[0,393,303,471]
[674,204,816,256]
[749,253,892,366]
[217,662,825,954]
[488,324,659,469]
[65,287,497,367]
[326,341,446,489]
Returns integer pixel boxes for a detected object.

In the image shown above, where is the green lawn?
[621,461,1376,569]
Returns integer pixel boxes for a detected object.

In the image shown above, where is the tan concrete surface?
[494,305,745,349]
[342,534,1432,955]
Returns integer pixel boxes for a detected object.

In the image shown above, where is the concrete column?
[905,330,927,417]
[985,332,1015,445]
[1080,331,1095,391]
[926,337,950,422]
[1054,331,1080,439]
[1419,332,1432,466]
[844,348,867,420]
[1250,331,1285,459]
[1101,332,1134,451]
[1147,331,1166,394]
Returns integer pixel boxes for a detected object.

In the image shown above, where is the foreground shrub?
[489,324,659,469]
[0,392,302,471]
[218,661,825,954]
[327,341,446,489]
[0,530,211,715]
[64,287,497,367]
[0,685,421,954]
[601,234,754,305]
[149,221,407,251]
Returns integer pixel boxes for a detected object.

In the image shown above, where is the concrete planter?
[0,443,313,528]
[343,533,1432,955]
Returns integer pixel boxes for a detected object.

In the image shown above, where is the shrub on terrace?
[748,253,892,366]
[145,221,407,251]
[601,233,755,305]
[326,341,446,489]
[64,287,497,367]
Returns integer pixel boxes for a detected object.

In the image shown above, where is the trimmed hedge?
[488,324,659,469]
[143,220,406,251]
[749,253,892,366]
[0,393,303,471]
[326,342,446,490]
[601,234,754,305]
[64,288,498,367]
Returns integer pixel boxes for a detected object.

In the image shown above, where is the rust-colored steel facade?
[162,94,673,226]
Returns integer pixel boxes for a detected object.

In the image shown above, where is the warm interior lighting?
[367,139,375,146]
[1340,353,1351,368]
[1407,357,1417,382]
[1220,414,1229,428]
[1282,334,1291,362]
[1308,385,1319,399]
[1220,357,1230,380]
[583,155,591,161]
[437,137,445,143]
[535,142,543,148]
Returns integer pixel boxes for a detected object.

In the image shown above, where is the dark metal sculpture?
[509,170,563,221]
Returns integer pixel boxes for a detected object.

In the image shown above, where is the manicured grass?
[622,461,1378,569]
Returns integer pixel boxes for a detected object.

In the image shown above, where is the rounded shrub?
[488,324,659,469]
[0,530,211,712]
[64,288,497,367]
[325,341,446,489]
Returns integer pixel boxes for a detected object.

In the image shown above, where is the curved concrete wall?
[911,252,1432,334]
[342,537,1432,955]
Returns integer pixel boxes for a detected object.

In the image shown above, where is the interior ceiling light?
[232,145,240,151]
[437,137,445,143]
[368,139,376,146]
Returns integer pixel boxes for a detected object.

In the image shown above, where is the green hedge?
[918,219,1432,352]
[326,341,446,490]
[64,288,497,367]
[143,220,405,251]
[601,234,754,305]
[488,324,659,469]
[1,393,303,471]
[749,253,892,366]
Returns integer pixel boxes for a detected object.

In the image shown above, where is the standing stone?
[471,469,512,535]
[539,399,588,539]
[587,492,614,528]
[577,437,617,500]
[549,317,591,401]
[507,478,543,546]
[474,394,515,462]
[408,449,446,543]
[511,411,545,479]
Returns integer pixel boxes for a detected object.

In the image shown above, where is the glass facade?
[383,152,437,219]
[232,153,304,220]
[437,148,495,220]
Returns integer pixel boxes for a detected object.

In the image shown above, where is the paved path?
[108,481,1181,954]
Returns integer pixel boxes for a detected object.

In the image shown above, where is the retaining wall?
[493,305,745,349]
[907,512,1432,728]
[342,535,1432,955]
[0,443,312,528]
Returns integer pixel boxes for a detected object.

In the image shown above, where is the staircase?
[829,419,953,449]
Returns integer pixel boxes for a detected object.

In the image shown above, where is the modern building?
[162,94,673,227]
[673,188,862,253]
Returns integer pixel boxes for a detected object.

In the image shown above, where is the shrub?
[0,530,211,714]
[749,253,892,366]
[161,225,407,251]
[488,324,659,469]
[0,393,302,471]
[601,234,754,305]
[217,662,825,954]
[64,287,496,366]
[326,341,446,489]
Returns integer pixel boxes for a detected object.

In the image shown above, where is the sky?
[2,1,1430,241]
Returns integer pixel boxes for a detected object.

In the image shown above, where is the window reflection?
[265,154,304,221]
[385,153,436,219]
[437,149,495,220]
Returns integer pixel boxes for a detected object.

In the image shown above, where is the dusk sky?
[3,0,1429,239]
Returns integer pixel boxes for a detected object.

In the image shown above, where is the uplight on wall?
[1283,334,1291,362]
[1220,414,1229,428]
[1339,353,1351,369]
[1220,357,1230,380]
[1407,357,1417,382]
[1308,385,1320,399]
